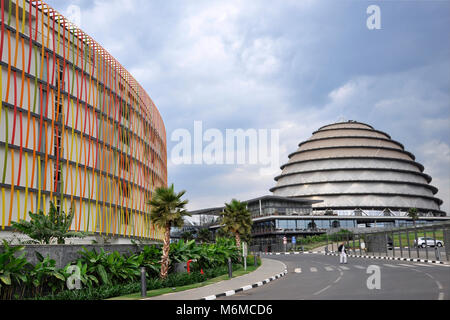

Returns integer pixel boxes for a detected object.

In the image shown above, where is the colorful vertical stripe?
[0,0,167,240]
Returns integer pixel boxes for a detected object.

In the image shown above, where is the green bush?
[29,252,67,296]
[1,237,243,300]
[34,264,243,300]
[329,229,354,242]
[245,255,261,266]
[0,241,31,300]
[11,201,87,244]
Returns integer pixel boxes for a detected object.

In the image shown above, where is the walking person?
[338,242,348,264]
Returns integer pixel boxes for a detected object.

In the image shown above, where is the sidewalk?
[143,258,287,300]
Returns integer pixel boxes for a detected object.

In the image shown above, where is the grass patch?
[108,264,260,300]
[392,230,444,247]
[302,241,328,251]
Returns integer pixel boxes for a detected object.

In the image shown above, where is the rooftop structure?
[271,121,445,217]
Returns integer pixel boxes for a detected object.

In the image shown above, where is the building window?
[316,220,330,229]
[296,220,306,229]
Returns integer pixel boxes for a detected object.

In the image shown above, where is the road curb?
[262,251,448,265]
[263,251,322,255]
[200,264,288,300]
[323,252,448,265]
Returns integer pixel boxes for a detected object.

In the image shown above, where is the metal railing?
[324,222,450,262]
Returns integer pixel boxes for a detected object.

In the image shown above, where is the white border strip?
[261,251,448,265]
[200,265,288,300]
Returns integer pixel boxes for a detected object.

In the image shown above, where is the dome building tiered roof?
[271,121,445,217]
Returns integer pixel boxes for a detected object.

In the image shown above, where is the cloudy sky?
[47,0,450,213]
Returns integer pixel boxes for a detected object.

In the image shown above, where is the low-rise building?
[192,195,449,252]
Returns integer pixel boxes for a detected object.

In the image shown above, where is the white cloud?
[419,140,450,213]
[328,81,357,103]
[45,0,450,215]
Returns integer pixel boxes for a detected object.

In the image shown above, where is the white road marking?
[398,264,415,267]
[310,267,318,272]
[333,272,343,284]
[339,266,349,270]
[294,268,302,273]
[414,263,434,267]
[313,285,332,296]
[324,266,334,271]
[383,264,401,268]
[438,292,445,300]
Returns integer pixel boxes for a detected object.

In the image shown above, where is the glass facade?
[254,218,396,231]
[249,198,313,219]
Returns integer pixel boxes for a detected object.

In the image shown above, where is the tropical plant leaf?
[35,251,44,262]
[53,272,66,281]
[96,265,109,285]
[0,273,11,285]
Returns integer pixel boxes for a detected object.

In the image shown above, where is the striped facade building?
[0,0,167,241]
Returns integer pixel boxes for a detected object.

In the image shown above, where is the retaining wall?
[1,244,160,269]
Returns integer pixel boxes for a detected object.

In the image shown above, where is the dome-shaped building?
[271,121,445,217]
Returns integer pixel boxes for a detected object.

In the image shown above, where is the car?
[414,237,444,248]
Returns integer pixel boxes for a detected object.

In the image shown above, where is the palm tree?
[148,184,190,279]
[408,208,420,249]
[407,208,419,227]
[180,231,195,242]
[219,199,253,251]
[197,228,212,243]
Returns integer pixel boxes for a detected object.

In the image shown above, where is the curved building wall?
[300,137,403,151]
[277,171,431,187]
[272,121,444,216]
[312,129,390,140]
[279,159,424,175]
[0,0,167,240]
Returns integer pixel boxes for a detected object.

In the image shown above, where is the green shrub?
[34,264,244,300]
[76,247,144,286]
[0,241,31,300]
[11,201,87,244]
[1,237,244,300]
[245,255,261,267]
[141,245,161,278]
[29,252,66,296]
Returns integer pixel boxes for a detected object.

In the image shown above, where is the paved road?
[218,254,450,300]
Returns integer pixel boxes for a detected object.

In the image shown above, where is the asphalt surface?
[217,254,450,300]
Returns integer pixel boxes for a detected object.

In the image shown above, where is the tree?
[219,199,253,251]
[407,208,419,227]
[148,184,190,279]
[197,228,212,243]
[307,221,317,230]
[408,207,420,248]
[180,231,195,242]
[11,201,86,244]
